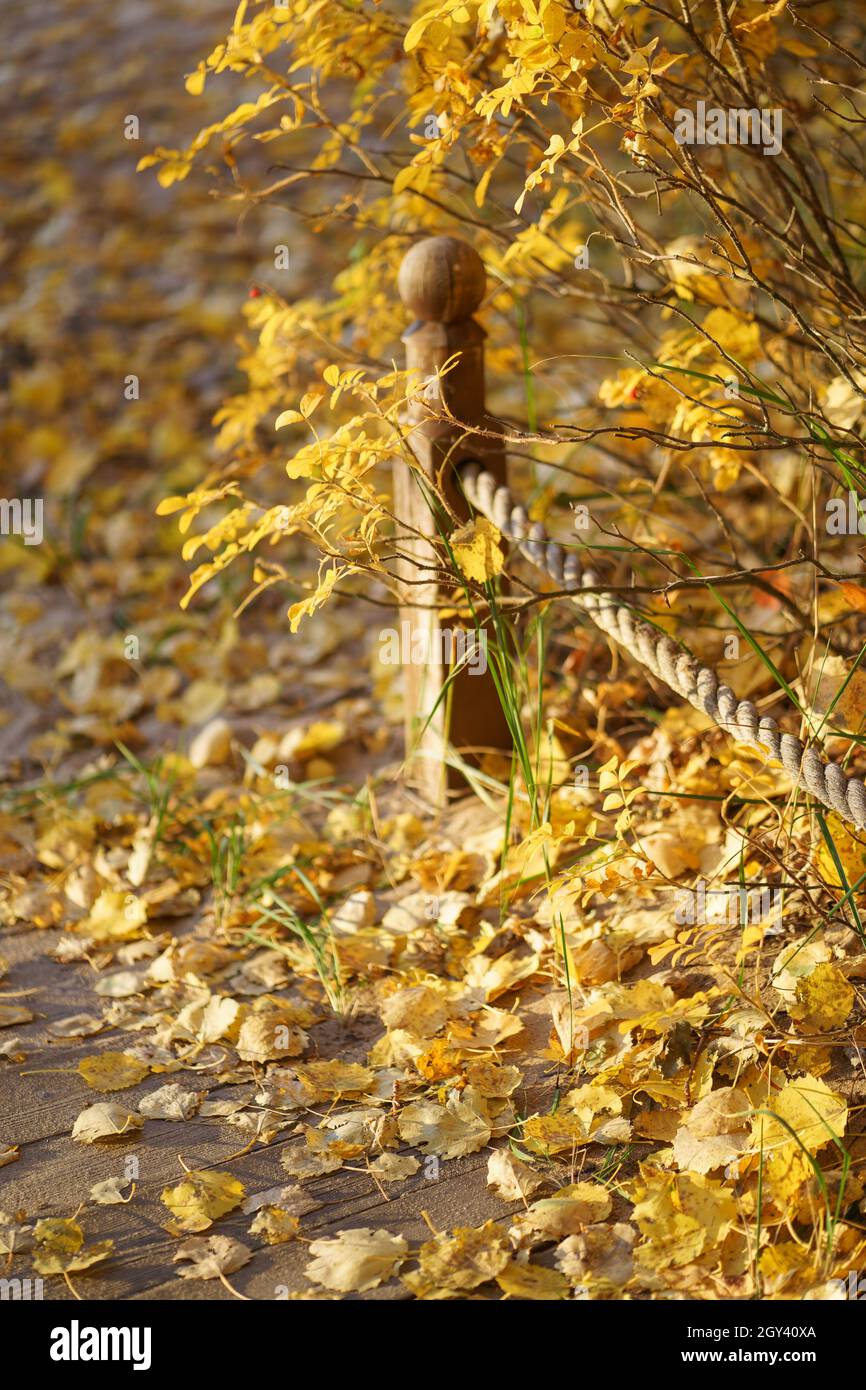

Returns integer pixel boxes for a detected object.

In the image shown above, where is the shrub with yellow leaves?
[143,0,866,652]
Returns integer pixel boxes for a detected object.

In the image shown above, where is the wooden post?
[395,235,512,803]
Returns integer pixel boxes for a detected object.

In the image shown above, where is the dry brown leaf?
[486,1148,544,1202]
[236,1013,308,1063]
[249,1206,301,1245]
[78,1051,150,1092]
[367,1153,420,1182]
[306,1228,408,1292]
[403,1221,510,1297]
[89,1177,134,1205]
[495,1262,571,1299]
[161,1169,245,1233]
[397,1098,491,1159]
[138,1083,202,1121]
[791,962,854,1032]
[72,1102,143,1144]
[33,1218,113,1276]
[174,1234,251,1279]
[511,1184,612,1244]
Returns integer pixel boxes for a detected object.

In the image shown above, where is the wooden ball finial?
[398,236,487,323]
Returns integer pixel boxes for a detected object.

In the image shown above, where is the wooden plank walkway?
[1,921,542,1301]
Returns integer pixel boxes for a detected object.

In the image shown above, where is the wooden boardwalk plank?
[2,919,540,1300]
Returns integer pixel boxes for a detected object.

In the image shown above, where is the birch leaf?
[306,1228,408,1292]
[161,1169,245,1233]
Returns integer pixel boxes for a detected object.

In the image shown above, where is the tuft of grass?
[244,884,343,1014]
[200,811,249,931]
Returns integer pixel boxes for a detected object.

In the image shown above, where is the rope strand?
[462,465,866,830]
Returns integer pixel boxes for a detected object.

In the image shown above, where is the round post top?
[398,235,486,323]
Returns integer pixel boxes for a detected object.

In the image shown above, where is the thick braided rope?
[462,465,866,830]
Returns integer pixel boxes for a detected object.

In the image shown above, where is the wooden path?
[1,918,543,1301]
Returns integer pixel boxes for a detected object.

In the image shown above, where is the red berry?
[248,286,262,299]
